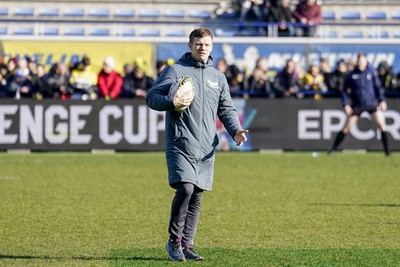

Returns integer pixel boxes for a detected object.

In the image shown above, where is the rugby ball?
[169,76,196,111]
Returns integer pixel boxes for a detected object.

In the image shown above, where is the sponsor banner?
[246,98,400,151]
[0,99,399,151]
[157,42,400,73]
[0,99,165,151]
[0,40,154,76]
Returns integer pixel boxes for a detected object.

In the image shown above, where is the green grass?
[0,152,399,266]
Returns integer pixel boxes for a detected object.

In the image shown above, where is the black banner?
[0,99,399,151]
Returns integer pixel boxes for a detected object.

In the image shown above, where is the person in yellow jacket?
[302,63,327,100]
[69,56,98,100]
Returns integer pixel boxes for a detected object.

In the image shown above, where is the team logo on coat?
[206,79,219,89]
[352,74,360,80]
[366,73,372,80]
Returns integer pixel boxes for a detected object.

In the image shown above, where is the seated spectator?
[31,64,49,100]
[69,56,98,100]
[123,63,133,78]
[273,59,299,97]
[5,58,17,82]
[227,64,245,96]
[268,0,294,37]
[97,56,122,100]
[121,58,154,98]
[216,58,245,96]
[377,61,398,92]
[239,0,266,21]
[319,58,335,94]
[0,69,8,97]
[46,62,70,99]
[7,68,34,99]
[293,0,322,37]
[330,59,348,96]
[302,63,327,100]
[245,66,273,97]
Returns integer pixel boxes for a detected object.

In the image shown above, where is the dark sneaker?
[183,246,204,261]
[165,239,186,261]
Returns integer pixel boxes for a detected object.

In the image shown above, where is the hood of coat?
[178,52,214,68]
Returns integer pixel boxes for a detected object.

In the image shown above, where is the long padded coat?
[146,52,242,191]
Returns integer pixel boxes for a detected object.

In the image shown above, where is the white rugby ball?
[169,76,196,111]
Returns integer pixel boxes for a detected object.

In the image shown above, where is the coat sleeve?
[217,76,242,139]
[341,74,351,107]
[146,66,177,111]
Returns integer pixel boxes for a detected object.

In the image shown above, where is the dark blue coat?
[341,64,385,109]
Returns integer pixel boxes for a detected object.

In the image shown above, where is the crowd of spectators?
[0,56,157,100]
[232,0,322,37]
[217,56,400,99]
[1,54,399,100]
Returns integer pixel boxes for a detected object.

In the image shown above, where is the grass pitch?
[0,152,399,266]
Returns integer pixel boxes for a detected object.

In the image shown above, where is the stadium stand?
[114,9,135,18]
[64,27,85,36]
[0,7,8,16]
[14,7,35,17]
[39,7,59,17]
[0,0,399,38]
[13,26,34,35]
[42,27,60,36]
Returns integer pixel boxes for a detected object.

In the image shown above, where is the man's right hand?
[344,105,353,116]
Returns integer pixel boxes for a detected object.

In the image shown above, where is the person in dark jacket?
[377,60,398,92]
[328,53,390,156]
[273,59,299,97]
[268,0,294,36]
[147,28,248,262]
[330,59,348,97]
[293,0,322,37]
[121,63,154,98]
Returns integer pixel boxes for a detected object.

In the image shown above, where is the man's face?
[357,56,368,71]
[188,36,213,63]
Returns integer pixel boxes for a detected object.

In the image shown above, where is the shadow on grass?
[0,253,166,262]
[310,203,400,208]
[2,248,400,266]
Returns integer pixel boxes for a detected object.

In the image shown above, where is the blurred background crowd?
[0,54,399,101]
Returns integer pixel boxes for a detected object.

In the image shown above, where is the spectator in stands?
[121,58,154,98]
[46,62,70,99]
[0,67,8,97]
[97,56,122,100]
[319,58,335,94]
[273,59,299,97]
[5,58,17,82]
[239,0,266,21]
[346,58,356,72]
[245,66,273,97]
[268,0,294,37]
[303,63,327,99]
[15,57,32,82]
[7,68,34,99]
[123,63,133,78]
[377,61,398,92]
[69,56,98,100]
[216,58,245,97]
[293,0,322,37]
[156,58,175,77]
[227,64,245,97]
[31,64,49,100]
[330,59,348,97]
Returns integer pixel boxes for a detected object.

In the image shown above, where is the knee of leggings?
[178,183,195,197]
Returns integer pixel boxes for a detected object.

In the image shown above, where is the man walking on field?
[328,53,390,155]
[147,28,248,261]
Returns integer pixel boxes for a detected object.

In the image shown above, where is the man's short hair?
[189,28,213,44]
